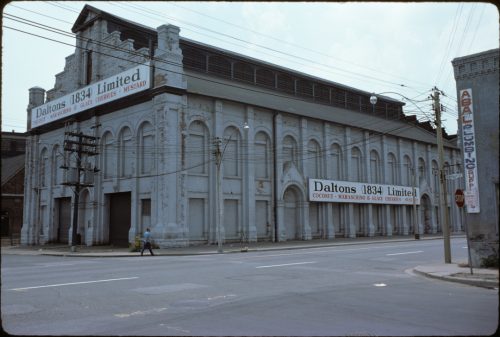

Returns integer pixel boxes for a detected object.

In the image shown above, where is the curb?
[1,235,458,258]
[413,267,499,289]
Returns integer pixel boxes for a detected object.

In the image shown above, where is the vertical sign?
[459,88,480,213]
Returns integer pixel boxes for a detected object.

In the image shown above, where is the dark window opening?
[277,73,294,94]
[208,55,231,78]
[233,62,255,83]
[331,88,346,108]
[296,79,313,98]
[314,84,330,103]
[183,48,207,71]
[256,68,275,87]
[85,50,93,85]
[346,92,360,111]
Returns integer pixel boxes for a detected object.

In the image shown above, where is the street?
[1,238,498,336]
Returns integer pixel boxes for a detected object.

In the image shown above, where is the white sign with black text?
[308,178,420,205]
[31,63,151,129]
[459,88,480,213]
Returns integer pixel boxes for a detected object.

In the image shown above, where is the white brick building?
[22,5,463,247]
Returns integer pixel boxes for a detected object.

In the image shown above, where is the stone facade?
[22,5,463,247]
[452,49,499,267]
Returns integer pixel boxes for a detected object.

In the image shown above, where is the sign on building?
[459,88,480,213]
[308,178,420,205]
[31,63,151,129]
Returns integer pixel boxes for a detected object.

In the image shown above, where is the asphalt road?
[1,238,498,336]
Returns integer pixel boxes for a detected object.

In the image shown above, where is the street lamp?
[214,122,249,253]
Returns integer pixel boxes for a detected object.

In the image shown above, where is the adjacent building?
[1,131,27,241]
[452,49,499,267]
[21,5,463,247]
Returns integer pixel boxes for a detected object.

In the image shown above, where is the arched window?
[432,160,439,192]
[387,153,397,184]
[256,68,275,87]
[52,145,63,186]
[187,121,209,175]
[39,148,48,187]
[330,143,343,180]
[418,157,426,182]
[370,150,381,183]
[102,131,115,179]
[139,122,155,175]
[208,55,231,78]
[403,155,412,186]
[233,62,254,83]
[351,147,362,182]
[223,126,241,177]
[283,135,298,168]
[118,127,133,178]
[307,139,321,178]
[255,131,271,179]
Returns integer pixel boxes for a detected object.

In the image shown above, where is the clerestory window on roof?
[183,48,207,71]
[208,55,231,78]
[296,79,313,98]
[314,84,330,103]
[276,72,294,94]
[233,62,255,83]
[256,68,275,88]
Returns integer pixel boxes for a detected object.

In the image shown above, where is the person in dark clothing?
[141,228,155,256]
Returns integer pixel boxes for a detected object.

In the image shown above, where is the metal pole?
[433,87,451,263]
[215,137,223,253]
[412,167,420,239]
[463,206,474,274]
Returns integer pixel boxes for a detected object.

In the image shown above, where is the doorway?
[108,192,131,247]
[57,197,72,244]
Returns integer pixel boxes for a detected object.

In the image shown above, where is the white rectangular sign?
[31,63,151,129]
[459,88,480,213]
[309,179,420,205]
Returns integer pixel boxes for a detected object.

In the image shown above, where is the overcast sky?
[2,1,498,134]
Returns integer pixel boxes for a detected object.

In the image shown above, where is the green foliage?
[480,255,499,268]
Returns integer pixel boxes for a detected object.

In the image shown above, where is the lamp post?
[214,122,249,253]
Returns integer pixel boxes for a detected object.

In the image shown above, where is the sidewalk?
[2,234,498,289]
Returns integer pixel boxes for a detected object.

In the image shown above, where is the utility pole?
[432,87,451,263]
[213,137,223,253]
[62,123,99,251]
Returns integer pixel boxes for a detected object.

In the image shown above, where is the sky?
[1,1,499,135]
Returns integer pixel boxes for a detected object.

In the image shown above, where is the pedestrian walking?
[141,227,155,256]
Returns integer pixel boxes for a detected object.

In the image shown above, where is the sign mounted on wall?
[459,88,480,213]
[308,178,420,205]
[31,63,151,129]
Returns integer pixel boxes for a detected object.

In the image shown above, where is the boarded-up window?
[187,121,209,175]
[255,132,271,179]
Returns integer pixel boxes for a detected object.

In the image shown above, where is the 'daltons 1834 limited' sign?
[31,63,151,129]
[309,178,420,205]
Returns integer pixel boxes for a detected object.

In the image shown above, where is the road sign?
[446,173,463,180]
[455,189,465,208]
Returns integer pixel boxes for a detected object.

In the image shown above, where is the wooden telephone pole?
[432,87,451,263]
[61,123,99,251]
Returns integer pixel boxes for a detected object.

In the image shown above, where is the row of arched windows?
[36,121,449,191]
[183,120,443,187]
